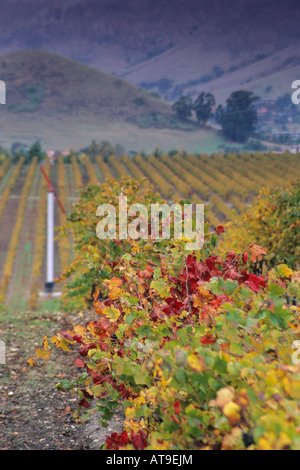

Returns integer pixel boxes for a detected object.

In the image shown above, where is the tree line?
[172,90,259,143]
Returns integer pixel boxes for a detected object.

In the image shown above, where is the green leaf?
[240,286,252,301]
[229,342,243,355]
[224,279,239,296]
[175,368,189,383]
[153,267,162,280]
[209,277,226,295]
[268,283,286,296]
[213,357,228,375]
[150,278,170,297]
[133,366,152,386]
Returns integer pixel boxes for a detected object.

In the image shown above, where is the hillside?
[0,50,225,152]
[0,50,171,119]
[0,1,299,102]
[126,44,300,105]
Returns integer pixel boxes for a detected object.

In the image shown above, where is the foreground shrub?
[29,181,300,448]
[56,177,165,311]
[218,180,300,270]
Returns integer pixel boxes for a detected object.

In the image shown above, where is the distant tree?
[215,104,224,124]
[216,91,259,143]
[275,93,293,112]
[11,142,28,163]
[84,140,103,161]
[83,140,124,161]
[98,141,115,162]
[114,143,126,158]
[193,92,215,125]
[172,96,193,120]
[26,140,46,163]
[153,147,162,157]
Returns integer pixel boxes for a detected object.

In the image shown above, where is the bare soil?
[0,307,123,450]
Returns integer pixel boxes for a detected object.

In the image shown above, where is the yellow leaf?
[124,419,141,434]
[215,387,235,410]
[187,353,206,373]
[277,432,292,449]
[103,306,121,321]
[222,427,243,450]
[277,264,293,279]
[237,388,250,408]
[43,336,49,350]
[223,401,241,426]
[51,334,71,351]
[185,403,197,414]
[35,348,50,360]
[125,406,136,419]
[135,392,146,406]
[258,436,273,450]
[73,325,87,336]
[265,371,278,387]
[27,357,35,367]
[288,379,300,399]
[144,387,158,403]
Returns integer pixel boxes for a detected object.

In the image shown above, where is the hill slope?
[0,50,171,120]
[0,50,225,152]
[0,1,299,101]
[125,44,300,104]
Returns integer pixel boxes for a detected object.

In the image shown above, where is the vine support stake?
[39,164,66,294]
[45,191,55,293]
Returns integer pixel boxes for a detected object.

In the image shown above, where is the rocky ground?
[0,307,124,450]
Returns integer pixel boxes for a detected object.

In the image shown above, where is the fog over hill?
[0,0,299,101]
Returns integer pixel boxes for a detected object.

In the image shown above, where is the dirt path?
[0,165,28,281]
[5,167,41,310]
[0,307,121,450]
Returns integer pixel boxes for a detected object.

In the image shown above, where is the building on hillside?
[289,145,300,154]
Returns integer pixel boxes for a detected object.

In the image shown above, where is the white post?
[45,191,55,293]
[0,340,5,365]
[0,80,6,105]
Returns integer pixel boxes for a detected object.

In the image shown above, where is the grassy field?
[0,50,239,153]
[0,151,299,312]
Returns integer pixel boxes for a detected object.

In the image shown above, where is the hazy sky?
[0,0,299,46]
[0,0,299,73]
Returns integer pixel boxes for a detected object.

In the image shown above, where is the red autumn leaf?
[249,244,266,263]
[171,414,180,423]
[245,273,266,292]
[226,250,236,261]
[105,431,129,450]
[141,265,154,279]
[79,346,90,357]
[200,333,216,345]
[82,388,94,399]
[242,252,248,264]
[72,334,84,344]
[117,383,131,399]
[174,400,180,415]
[205,256,217,271]
[98,316,113,331]
[79,397,90,408]
[74,357,85,368]
[117,430,130,446]
[61,330,74,341]
[131,430,148,450]
[215,225,224,235]
[186,254,197,268]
